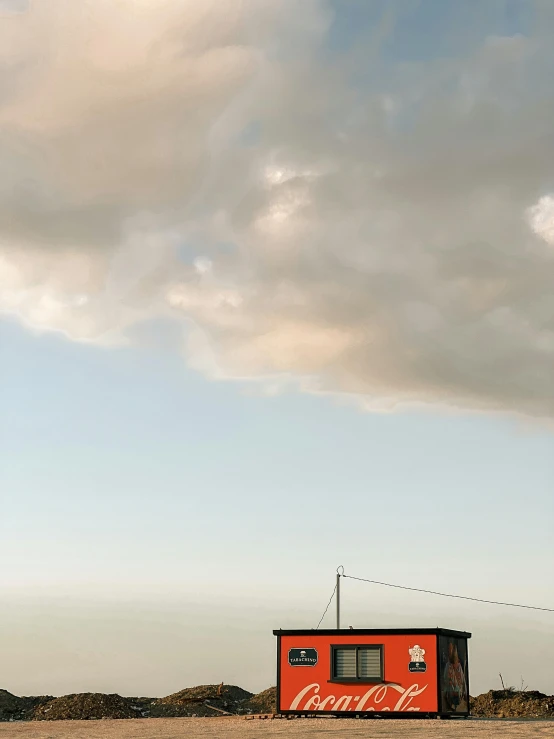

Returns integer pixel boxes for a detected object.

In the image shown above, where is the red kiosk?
[273,628,471,718]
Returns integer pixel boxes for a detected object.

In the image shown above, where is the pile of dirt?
[470,690,554,719]
[0,690,53,722]
[150,684,253,718]
[33,693,141,721]
[8,684,551,721]
[242,687,277,714]
[0,690,24,722]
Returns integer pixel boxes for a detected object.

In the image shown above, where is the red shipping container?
[274,628,471,718]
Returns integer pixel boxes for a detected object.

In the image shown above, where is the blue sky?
[2,317,553,695]
[1,0,553,698]
[327,0,534,57]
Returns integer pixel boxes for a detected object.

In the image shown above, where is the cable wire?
[316,581,338,628]
[343,574,554,613]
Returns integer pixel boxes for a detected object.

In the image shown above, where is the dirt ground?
[1,717,553,739]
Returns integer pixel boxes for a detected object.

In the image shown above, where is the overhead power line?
[316,580,338,629]
[343,574,554,613]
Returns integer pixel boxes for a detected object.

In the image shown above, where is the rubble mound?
[5,684,550,721]
[0,690,23,722]
[470,690,554,719]
[33,693,140,721]
[242,687,276,714]
[150,684,252,718]
[0,690,53,722]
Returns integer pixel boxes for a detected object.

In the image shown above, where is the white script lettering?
[290,683,428,713]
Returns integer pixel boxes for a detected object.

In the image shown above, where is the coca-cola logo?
[289,682,428,712]
[288,648,318,667]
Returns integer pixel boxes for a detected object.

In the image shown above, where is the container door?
[438,636,469,714]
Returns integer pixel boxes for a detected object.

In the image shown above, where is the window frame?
[329,644,384,684]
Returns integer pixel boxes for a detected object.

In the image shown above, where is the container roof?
[273,627,471,638]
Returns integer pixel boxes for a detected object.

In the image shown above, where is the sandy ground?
[1,717,553,739]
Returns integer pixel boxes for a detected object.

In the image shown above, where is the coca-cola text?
[289,682,428,712]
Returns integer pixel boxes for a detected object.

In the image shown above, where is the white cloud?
[527,195,554,246]
[1,2,554,417]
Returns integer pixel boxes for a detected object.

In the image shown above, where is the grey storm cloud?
[1,0,554,417]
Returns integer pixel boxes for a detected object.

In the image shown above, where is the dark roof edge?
[273,628,471,638]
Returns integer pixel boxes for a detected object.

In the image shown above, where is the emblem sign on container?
[288,648,318,667]
[408,645,427,673]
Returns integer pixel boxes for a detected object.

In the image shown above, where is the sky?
[0,0,553,699]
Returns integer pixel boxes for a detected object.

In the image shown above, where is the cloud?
[527,196,554,247]
[1,1,554,417]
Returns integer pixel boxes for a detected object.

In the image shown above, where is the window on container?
[331,645,383,682]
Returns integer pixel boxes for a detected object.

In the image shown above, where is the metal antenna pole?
[336,566,344,629]
[336,571,340,629]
